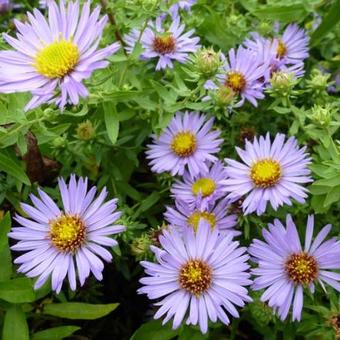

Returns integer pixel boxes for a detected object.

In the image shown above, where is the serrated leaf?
[0,278,36,303]
[43,302,119,320]
[3,305,29,340]
[32,326,80,340]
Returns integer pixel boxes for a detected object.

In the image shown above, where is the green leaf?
[32,326,80,340]
[43,302,119,320]
[311,0,340,45]
[3,305,29,340]
[131,319,178,340]
[0,151,30,185]
[0,213,11,248]
[103,102,120,145]
[0,247,12,282]
[252,4,308,22]
[133,192,160,218]
[0,278,36,303]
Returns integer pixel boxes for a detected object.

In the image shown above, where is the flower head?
[9,175,125,293]
[223,133,312,215]
[249,215,340,321]
[171,161,229,209]
[146,111,223,176]
[125,14,199,70]
[0,0,11,13]
[209,46,268,107]
[0,1,120,111]
[138,221,252,333]
[164,198,239,236]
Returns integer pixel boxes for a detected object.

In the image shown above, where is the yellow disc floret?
[187,211,216,231]
[285,252,318,285]
[179,259,212,296]
[49,214,86,252]
[35,40,80,79]
[192,178,216,197]
[277,40,287,59]
[171,131,197,157]
[226,71,246,92]
[250,158,281,188]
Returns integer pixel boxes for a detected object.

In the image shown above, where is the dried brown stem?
[100,0,127,54]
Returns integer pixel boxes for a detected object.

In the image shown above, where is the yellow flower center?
[192,178,216,197]
[49,214,86,252]
[285,252,318,285]
[35,40,80,79]
[277,40,287,59]
[171,131,197,157]
[250,159,281,188]
[179,259,212,296]
[226,71,246,92]
[187,211,216,231]
[153,34,176,54]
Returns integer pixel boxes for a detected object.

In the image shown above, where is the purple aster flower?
[164,198,239,236]
[0,0,10,13]
[39,0,52,9]
[223,133,312,215]
[0,0,120,111]
[244,34,305,79]
[276,23,309,66]
[169,0,197,17]
[125,14,199,70]
[8,175,125,293]
[171,161,229,210]
[206,46,268,107]
[146,111,223,176]
[249,214,340,321]
[138,221,252,333]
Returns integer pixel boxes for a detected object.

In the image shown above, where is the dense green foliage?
[0,0,339,339]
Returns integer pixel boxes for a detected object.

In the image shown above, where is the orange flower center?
[153,34,176,54]
[179,259,212,296]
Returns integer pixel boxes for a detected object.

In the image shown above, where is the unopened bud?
[215,85,235,106]
[309,104,333,126]
[195,48,221,77]
[76,120,96,141]
[130,235,151,258]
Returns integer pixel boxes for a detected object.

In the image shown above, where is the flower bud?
[307,69,331,93]
[214,85,236,107]
[52,136,67,148]
[130,234,151,258]
[195,48,221,77]
[76,120,96,141]
[270,71,295,91]
[309,104,333,126]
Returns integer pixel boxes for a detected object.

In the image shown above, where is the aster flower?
[8,175,125,293]
[244,35,305,79]
[223,133,312,215]
[164,198,239,236]
[0,0,10,13]
[125,14,199,70]
[206,46,268,107]
[171,161,229,210]
[249,214,340,321]
[0,0,120,111]
[169,0,197,17]
[138,221,252,333]
[146,111,223,176]
[275,23,309,66]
